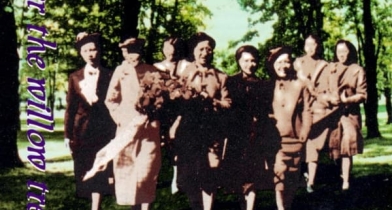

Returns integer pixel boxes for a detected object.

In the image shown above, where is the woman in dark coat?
[223,45,279,210]
[153,36,186,194]
[174,32,231,210]
[64,32,116,210]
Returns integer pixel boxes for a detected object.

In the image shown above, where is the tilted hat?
[118,37,146,53]
[266,46,291,71]
[267,46,292,65]
[75,32,101,51]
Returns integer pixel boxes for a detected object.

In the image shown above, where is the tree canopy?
[234,0,392,137]
[12,0,392,138]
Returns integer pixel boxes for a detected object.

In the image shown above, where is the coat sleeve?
[344,66,367,104]
[300,84,313,141]
[64,74,78,139]
[105,66,123,124]
[214,73,231,109]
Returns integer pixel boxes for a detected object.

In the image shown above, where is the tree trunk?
[121,0,141,41]
[145,0,160,64]
[362,0,381,138]
[385,87,392,124]
[0,4,23,168]
[291,0,306,51]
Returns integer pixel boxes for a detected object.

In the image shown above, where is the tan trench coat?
[105,62,161,205]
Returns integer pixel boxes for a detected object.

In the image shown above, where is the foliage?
[234,0,392,137]
[230,0,326,77]
[14,0,211,111]
[138,0,212,63]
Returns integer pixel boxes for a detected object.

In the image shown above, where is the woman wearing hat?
[105,37,162,209]
[266,46,312,210]
[173,32,231,210]
[64,32,116,210]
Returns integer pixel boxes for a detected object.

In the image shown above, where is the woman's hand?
[340,90,348,104]
[299,129,309,143]
[328,93,341,106]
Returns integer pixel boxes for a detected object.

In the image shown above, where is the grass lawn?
[2,108,392,209]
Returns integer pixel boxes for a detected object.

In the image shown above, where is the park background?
[0,0,391,209]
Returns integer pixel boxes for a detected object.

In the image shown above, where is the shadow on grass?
[291,163,392,210]
[1,162,391,209]
[10,126,392,209]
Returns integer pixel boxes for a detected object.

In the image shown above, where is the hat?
[267,46,292,64]
[75,32,101,51]
[266,46,293,78]
[119,37,146,53]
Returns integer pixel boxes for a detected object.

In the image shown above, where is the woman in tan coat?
[294,34,327,90]
[328,40,367,190]
[294,34,333,193]
[105,38,161,210]
[266,46,312,210]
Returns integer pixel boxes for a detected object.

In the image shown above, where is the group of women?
[64,31,367,210]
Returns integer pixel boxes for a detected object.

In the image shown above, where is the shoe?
[342,182,349,191]
[306,184,314,193]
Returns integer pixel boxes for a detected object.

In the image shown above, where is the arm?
[299,85,313,142]
[341,67,367,104]
[64,75,77,140]
[213,73,231,109]
[105,66,122,124]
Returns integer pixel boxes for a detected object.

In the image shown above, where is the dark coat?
[64,67,116,198]
[175,63,231,195]
[64,67,116,150]
[221,73,279,192]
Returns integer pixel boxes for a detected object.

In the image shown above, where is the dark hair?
[187,32,216,62]
[163,36,185,61]
[333,39,358,65]
[305,34,323,59]
[266,46,296,79]
[235,45,260,69]
[75,32,101,53]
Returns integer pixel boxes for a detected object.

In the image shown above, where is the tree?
[138,0,211,63]
[233,0,326,76]
[121,0,141,40]
[0,1,23,168]
[237,0,387,137]
[372,1,392,124]
[362,0,381,138]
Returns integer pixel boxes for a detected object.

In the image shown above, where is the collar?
[85,64,99,75]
